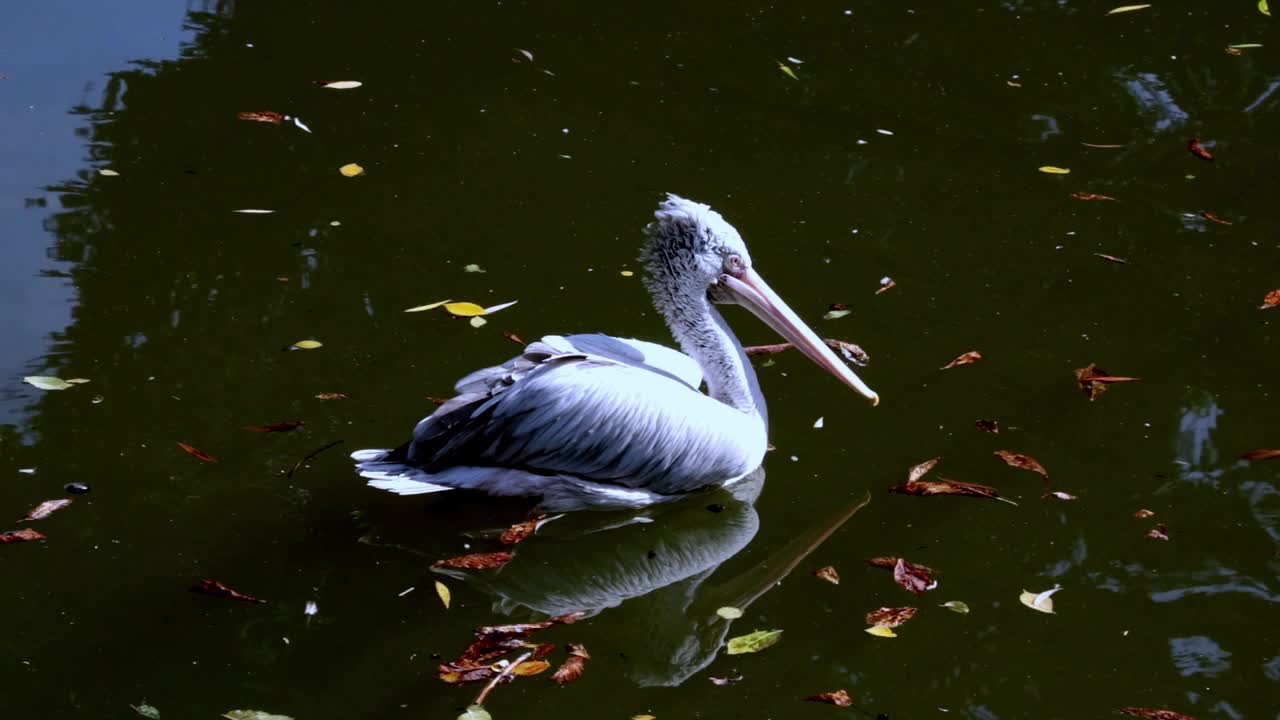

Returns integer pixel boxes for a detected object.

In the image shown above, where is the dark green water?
[3,1,1278,718]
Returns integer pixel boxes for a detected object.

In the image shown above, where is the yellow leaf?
[434,580,451,609]
[620,270,634,277]
[511,660,550,676]
[865,624,897,638]
[1019,586,1061,614]
[1039,166,1071,174]
[64,378,91,384]
[469,316,488,328]
[778,62,799,81]
[716,606,744,619]
[404,299,452,313]
[292,340,323,350]
[443,302,487,317]
[1106,4,1151,14]
[322,81,362,89]
[631,716,656,720]
[1261,0,1271,16]
[339,163,365,177]
[98,168,119,176]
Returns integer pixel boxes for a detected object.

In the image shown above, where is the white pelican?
[352,194,878,510]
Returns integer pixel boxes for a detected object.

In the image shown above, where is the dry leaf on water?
[805,690,853,707]
[435,580,451,609]
[865,606,917,628]
[941,351,982,369]
[439,613,585,685]
[1019,586,1061,614]
[1201,212,1232,226]
[177,442,218,463]
[906,457,940,483]
[1260,290,1280,309]
[940,600,970,614]
[1071,192,1118,201]
[993,450,1050,480]
[192,579,265,604]
[319,80,362,89]
[975,419,1001,433]
[503,331,526,345]
[891,478,1017,505]
[1044,491,1079,501]
[1095,253,1129,264]
[893,557,935,595]
[432,552,513,570]
[499,515,547,545]
[291,340,323,350]
[1240,449,1280,461]
[1107,4,1152,14]
[339,163,365,177]
[1075,363,1140,400]
[1134,509,1156,519]
[243,421,304,433]
[237,111,287,124]
[813,565,840,584]
[1039,166,1071,174]
[20,499,72,522]
[550,644,590,685]
[1,528,46,544]
[1145,522,1170,541]
[710,674,743,686]
[315,392,347,400]
[1118,708,1197,720]
[1187,137,1214,161]
[875,278,896,295]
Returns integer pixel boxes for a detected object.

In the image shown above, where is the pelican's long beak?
[721,267,879,405]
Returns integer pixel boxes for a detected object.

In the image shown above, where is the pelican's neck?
[660,294,768,426]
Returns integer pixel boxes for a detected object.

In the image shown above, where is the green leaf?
[1260,0,1270,17]
[463,264,486,273]
[1038,166,1071,174]
[940,600,970,614]
[823,309,851,320]
[132,704,161,719]
[23,376,74,391]
[777,62,798,81]
[221,711,295,720]
[725,629,782,655]
[457,705,493,720]
[716,606,744,619]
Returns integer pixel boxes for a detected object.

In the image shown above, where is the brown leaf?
[1187,137,1214,161]
[812,565,840,585]
[191,578,265,604]
[432,551,513,570]
[1134,509,1156,519]
[907,457,940,483]
[1145,522,1170,541]
[511,660,550,676]
[500,515,547,545]
[243,421,304,433]
[177,442,218,463]
[865,606,917,627]
[1071,192,1118,201]
[528,642,558,660]
[1094,253,1129,264]
[237,111,287,124]
[1075,363,1140,401]
[503,331,526,346]
[314,392,347,400]
[941,351,982,369]
[20,498,73,522]
[1,528,47,544]
[1119,707,1196,720]
[974,419,1001,433]
[804,690,853,708]
[875,279,897,295]
[1240,449,1280,461]
[1201,212,1232,226]
[441,613,585,685]
[550,645,590,685]
[891,478,1016,505]
[866,556,937,576]
[892,558,934,595]
[1260,289,1280,310]
[828,302,849,311]
[993,450,1049,480]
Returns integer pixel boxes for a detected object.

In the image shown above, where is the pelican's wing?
[401,336,760,495]
[561,334,702,390]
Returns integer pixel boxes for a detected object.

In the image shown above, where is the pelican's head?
[640,194,879,405]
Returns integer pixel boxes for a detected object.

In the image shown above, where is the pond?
[2,1,1277,718]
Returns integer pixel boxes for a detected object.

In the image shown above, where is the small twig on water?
[287,439,344,478]
[473,651,532,706]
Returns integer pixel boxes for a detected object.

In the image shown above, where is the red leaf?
[1201,212,1232,226]
[994,450,1050,480]
[191,578,265,604]
[812,565,840,585]
[892,558,934,595]
[1187,137,1214,161]
[805,690,853,707]
[441,613,585,685]
[500,515,547,545]
[432,551,513,570]
[243,421,305,433]
[1119,707,1196,720]
[549,644,590,685]
[1,528,47,544]
[941,350,982,369]
[237,111,287,124]
[865,606,917,627]
[1240,449,1280,461]
[1260,289,1280,310]
[19,499,73,522]
[177,442,218,463]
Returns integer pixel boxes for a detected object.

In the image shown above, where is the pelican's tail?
[351,448,454,495]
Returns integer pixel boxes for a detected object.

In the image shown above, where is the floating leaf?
[1045,491,1079,501]
[177,442,218,463]
[291,340,323,350]
[233,209,275,214]
[1118,707,1196,720]
[940,600,970,614]
[503,331,526,345]
[1075,363,1139,400]
[511,660,550,676]
[777,62,799,80]
[813,566,840,585]
[893,557,935,595]
[1261,0,1271,16]
[726,629,782,655]
[1107,4,1151,14]
[222,711,294,720]
[805,690,853,707]
[710,674,743,686]
[338,163,365,177]
[404,299,452,312]
[631,716,656,720]
[975,419,1001,433]
[1259,289,1280,309]
[875,277,897,295]
[463,264,486,273]
[864,624,896,637]
[237,111,287,124]
[1228,43,1263,49]
[432,551,513,570]
[443,302,488,317]
[514,48,534,62]
[23,376,74,391]
[1187,137,1214,161]
[716,606,744,620]
[456,706,492,720]
[941,350,982,369]
[1145,522,1170,541]
[1134,509,1156,519]
[994,450,1049,480]
[499,515,547,545]
[0,528,46,544]
[64,378,91,384]
[20,499,72,522]
[435,580,452,609]
[1082,142,1125,149]
[620,270,635,277]
[1071,192,1117,201]
[550,644,589,685]
[866,556,937,575]
[243,421,304,433]
[1241,449,1280,461]
[98,168,120,176]
[1202,212,1232,225]
[469,316,488,328]
[320,80,362,89]
[483,300,519,314]
[891,478,1017,505]
[1039,166,1071,174]
[823,309,851,320]
[1095,253,1129,264]
[315,392,347,400]
[131,703,162,719]
[1019,586,1061,614]
[906,457,940,483]
[194,579,265,604]
[865,606,916,628]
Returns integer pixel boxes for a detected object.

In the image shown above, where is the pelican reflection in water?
[353,195,877,510]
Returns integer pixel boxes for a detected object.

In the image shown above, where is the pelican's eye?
[724,254,746,276]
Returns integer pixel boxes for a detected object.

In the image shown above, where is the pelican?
[352,194,878,511]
